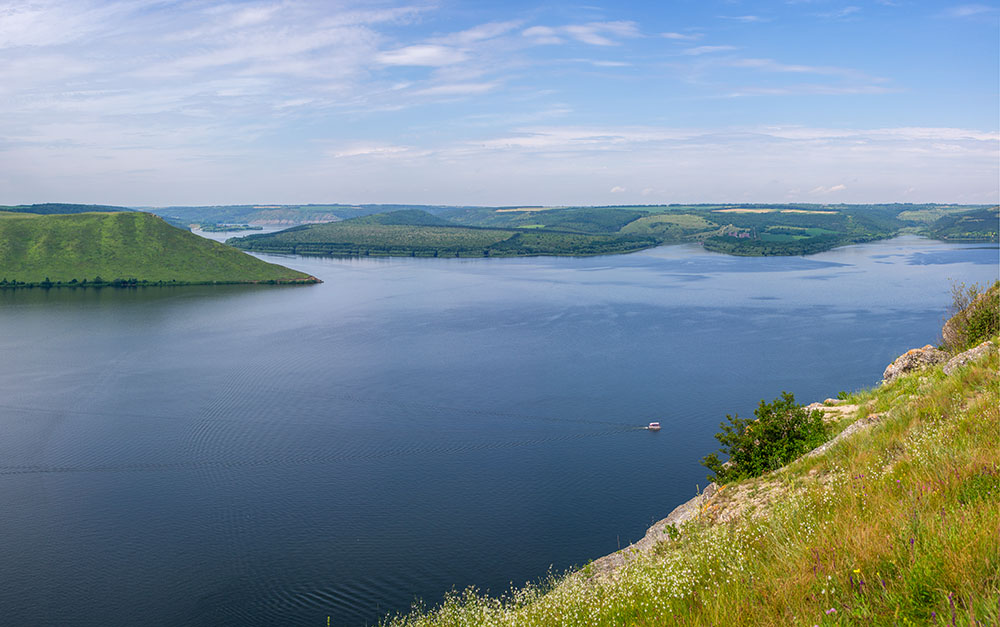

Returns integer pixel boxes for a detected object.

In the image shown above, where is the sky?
[1,0,998,206]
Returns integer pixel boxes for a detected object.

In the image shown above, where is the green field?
[0,211,317,287]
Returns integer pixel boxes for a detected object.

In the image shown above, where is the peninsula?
[223,204,999,259]
[0,211,318,288]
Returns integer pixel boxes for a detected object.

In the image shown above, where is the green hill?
[229,210,659,258]
[925,207,999,242]
[225,204,998,259]
[350,209,457,227]
[0,211,317,287]
[0,203,133,215]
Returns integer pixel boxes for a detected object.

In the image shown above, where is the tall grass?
[382,345,999,626]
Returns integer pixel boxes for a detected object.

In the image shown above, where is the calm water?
[0,237,996,626]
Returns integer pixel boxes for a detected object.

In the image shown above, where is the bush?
[942,280,1000,352]
[701,392,827,484]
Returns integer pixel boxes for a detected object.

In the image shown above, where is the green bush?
[701,392,827,484]
[943,280,1000,352]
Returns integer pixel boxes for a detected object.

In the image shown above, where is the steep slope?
[0,211,317,286]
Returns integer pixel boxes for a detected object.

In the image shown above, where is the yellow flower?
[853,568,861,574]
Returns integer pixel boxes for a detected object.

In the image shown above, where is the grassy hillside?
[0,211,317,287]
[229,210,659,257]
[380,338,999,624]
[228,204,997,258]
[925,208,1000,242]
[0,203,133,214]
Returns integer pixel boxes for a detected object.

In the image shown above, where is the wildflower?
[826,607,837,614]
[853,568,860,574]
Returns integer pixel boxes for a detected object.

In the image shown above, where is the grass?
[380,342,999,626]
[0,211,315,286]
[619,213,716,235]
[230,214,661,258]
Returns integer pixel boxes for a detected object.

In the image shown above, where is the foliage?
[701,392,828,483]
[944,280,1000,352]
[925,208,999,242]
[350,209,456,227]
[0,211,315,286]
[230,216,660,258]
[0,203,132,214]
[156,202,1000,257]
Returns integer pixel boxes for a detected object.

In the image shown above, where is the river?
[0,236,996,626]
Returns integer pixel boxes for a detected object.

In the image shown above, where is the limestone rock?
[943,340,996,375]
[883,345,948,383]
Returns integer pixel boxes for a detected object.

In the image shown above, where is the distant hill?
[144,203,473,227]
[228,203,999,258]
[925,207,999,242]
[0,203,133,215]
[228,209,660,258]
[350,209,456,226]
[0,211,317,287]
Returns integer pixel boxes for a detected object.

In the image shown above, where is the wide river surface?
[0,236,996,626]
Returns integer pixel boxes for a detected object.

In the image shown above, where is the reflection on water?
[0,236,996,626]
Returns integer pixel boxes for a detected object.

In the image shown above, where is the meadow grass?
[0,211,314,285]
[381,345,999,626]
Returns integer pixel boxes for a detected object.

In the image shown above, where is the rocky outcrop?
[882,345,949,383]
[943,340,996,375]
[589,483,719,574]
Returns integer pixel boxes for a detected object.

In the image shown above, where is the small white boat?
[647,422,661,431]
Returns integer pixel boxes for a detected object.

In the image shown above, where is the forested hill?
[227,204,999,258]
[0,211,317,288]
[0,203,133,214]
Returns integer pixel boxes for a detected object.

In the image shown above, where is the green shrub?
[701,391,827,484]
[943,280,1000,352]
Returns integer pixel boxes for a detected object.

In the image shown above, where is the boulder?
[943,340,996,376]
[883,345,949,383]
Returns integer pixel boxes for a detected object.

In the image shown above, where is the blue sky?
[1,0,997,206]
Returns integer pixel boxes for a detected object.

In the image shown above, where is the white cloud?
[944,4,995,17]
[524,21,640,46]
[376,44,468,66]
[719,15,770,23]
[818,6,861,19]
[610,185,626,193]
[729,58,847,74]
[522,26,564,45]
[809,184,847,195]
[330,144,414,158]
[439,20,522,45]
[412,82,499,96]
[682,45,737,56]
[662,32,702,40]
